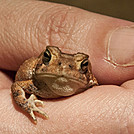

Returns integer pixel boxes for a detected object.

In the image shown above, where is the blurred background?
[44,0,134,22]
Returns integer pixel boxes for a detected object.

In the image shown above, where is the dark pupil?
[82,61,88,66]
[43,50,51,65]
[81,59,88,72]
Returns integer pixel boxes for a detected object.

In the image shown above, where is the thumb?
[97,26,134,85]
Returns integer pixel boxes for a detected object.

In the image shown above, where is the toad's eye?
[42,49,51,65]
[80,59,88,73]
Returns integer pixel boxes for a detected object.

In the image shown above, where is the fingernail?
[106,26,134,67]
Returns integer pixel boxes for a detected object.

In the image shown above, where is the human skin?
[0,0,134,133]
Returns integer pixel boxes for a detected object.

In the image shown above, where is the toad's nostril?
[58,62,61,66]
[69,64,73,69]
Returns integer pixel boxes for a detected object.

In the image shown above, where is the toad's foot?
[28,94,49,123]
[11,81,48,123]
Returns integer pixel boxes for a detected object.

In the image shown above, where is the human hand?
[0,0,134,133]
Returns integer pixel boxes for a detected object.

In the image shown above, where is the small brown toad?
[11,46,98,123]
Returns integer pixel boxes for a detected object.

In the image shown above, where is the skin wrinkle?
[37,5,91,53]
[90,97,116,122]
[82,88,132,131]
[0,71,11,85]
[66,15,90,52]
[78,23,92,52]
[45,98,93,133]
[104,89,125,113]
[121,101,131,127]
[49,11,68,46]
[47,88,125,133]
[3,30,22,66]
[83,87,115,110]
[0,26,18,67]
[114,92,134,133]
[110,101,126,123]
[2,92,39,134]
[48,7,74,48]
[0,91,14,126]
[60,10,78,48]
[31,11,47,53]
[0,2,32,68]
[121,80,134,90]
[23,3,59,55]
[13,7,30,56]
[75,91,119,127]
[85,17,99,47]
[35,5,61,46]
[122,107,134,134]
[119,97,130,122]
[18,3,45,56]
[111,91,130,118]
[67,22,90,51]
[0,1,62,69]
[0,90,30,134]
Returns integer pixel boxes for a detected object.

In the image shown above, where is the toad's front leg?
[11,80,48,123]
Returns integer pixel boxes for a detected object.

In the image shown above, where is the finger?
[0,0,133,84]
[1,84,134,133]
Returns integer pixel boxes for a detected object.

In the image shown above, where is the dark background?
[44,0,134,22]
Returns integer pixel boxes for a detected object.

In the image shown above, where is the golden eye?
[42,49,51,65]
[80,59,88,73]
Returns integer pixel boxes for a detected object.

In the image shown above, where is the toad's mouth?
[35,73,87,84]
[34,73,88,96]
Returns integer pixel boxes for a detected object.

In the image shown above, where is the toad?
[11,46,98,123]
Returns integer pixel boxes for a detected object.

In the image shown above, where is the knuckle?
[36,5,88,47]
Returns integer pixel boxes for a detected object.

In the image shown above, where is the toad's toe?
[28,94,48,122]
